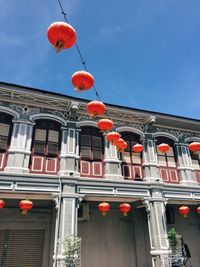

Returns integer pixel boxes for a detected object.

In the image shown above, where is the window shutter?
[81,147,91,159]
[34,129,46,154]
[48,130,59,142]
[80,161,91,175]
[92,136,102,149]
[0,136,8,151]
[167,157,176,167]
[169,169,178,183]
[0,123,10,136]
[93,149,102,160]
[81,135,91,147]
[35,129,46,141]
[166,147,174,157]
[122,164,131,179]
[0,229,45,267]
[34,140,45,154]
[47,130,59,155]
[160,168,169,182]
[195,171,200,183]
[92,162,102,176]
[121,152,131,163]
[47,142,58,155]
[133,166,142,180]
[132,153,142,164]
[0,123,10,151]
[158,155,167,166]
[80,135,92,159]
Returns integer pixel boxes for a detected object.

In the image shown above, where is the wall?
[78,202,151,267]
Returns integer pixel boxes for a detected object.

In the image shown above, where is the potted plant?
[64,235,81,267]
[167,228,177,247]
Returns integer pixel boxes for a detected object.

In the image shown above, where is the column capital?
[12,119,35,126]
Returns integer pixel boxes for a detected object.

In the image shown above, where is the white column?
[143,134,161,182]
[103,136,123,179]
[59,124,80,177]
[4,120,34,173]
[145,190,170,267]
[53,185,79,267]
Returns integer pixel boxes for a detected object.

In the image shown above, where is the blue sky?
[1,0,200,119]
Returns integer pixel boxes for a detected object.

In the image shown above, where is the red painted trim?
[30,155,60,174]
[80,160,104,178]
[160,166,180,184]
[195,170,200,184]
[122,163,144,181]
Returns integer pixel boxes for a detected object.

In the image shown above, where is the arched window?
[120,132,143,180]
[156,137,179,183]
[0,112,13,170]
[189,143,200,183]
[80,126,104,177]
[30,119,61,174]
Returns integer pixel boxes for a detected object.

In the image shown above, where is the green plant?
[64,235,81,267]
[167,228,177,246]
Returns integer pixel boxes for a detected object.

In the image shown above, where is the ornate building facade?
[0,82,199,267]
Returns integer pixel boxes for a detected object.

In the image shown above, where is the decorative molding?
[10,104,40,119]
[155,127,200,140]
[0,85,72,111]
[77,103,149,124]
[115,122,145,131]
[78,114,145,131]
[50,110,69,120]
[143,199,151,214]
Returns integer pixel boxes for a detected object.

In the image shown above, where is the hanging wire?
[57,0,101,101]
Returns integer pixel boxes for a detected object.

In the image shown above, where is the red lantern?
[87,101,106,118]
[117,141,128,152]
[119,203,131,216]
[188,142,200,152]
[107,132,121,144]
[98,119,113,132]
[0,199,5,209]
[197,207,200,214]
[179,205,190,218]
[71,71,94,91]
[98,202,110,216]
[19,199,33,215]
[158,143,170,153]
[112,138,127,152]
[47,22,76,52]
[112,138,125,148]
[132,143,144,153]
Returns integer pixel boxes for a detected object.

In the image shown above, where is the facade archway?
[0,112,14,170]
[79,126,104,177]
[29,119,62,174]
[155,136,179,183]
[119,131,144,180]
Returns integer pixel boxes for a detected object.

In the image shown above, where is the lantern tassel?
[21,209,28,215]
[54,40,65,52]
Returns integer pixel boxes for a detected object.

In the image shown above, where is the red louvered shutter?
[92,162,102,177]
[195,171,200,183]
[80,161,91,176]
[122,164,131,179]
[160,168,169,182]
[169,169,179,183]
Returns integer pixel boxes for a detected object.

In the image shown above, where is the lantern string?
[57,0,101,101]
